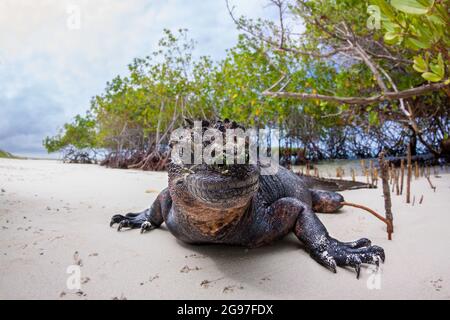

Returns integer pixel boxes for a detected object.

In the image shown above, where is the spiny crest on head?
[177,118,249,167]
[183,118,246,133]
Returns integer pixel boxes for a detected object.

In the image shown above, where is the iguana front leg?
[110,188,171,233]
[272,197,384,278]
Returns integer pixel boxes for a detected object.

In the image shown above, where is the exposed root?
[341,202,394,240]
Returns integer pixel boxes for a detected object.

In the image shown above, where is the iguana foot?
[339,237,372,249]
[310,236,384,279]
[140,221,155,233]
[110,210,150,232]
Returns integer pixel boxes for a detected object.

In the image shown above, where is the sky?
[0,0,278,157]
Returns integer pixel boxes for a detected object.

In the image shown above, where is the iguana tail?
[300,174,375,192]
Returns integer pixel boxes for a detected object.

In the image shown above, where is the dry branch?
[263,81,449,105]
[407,143,412,204]
[341,202,393,240]
[379,152,394,240]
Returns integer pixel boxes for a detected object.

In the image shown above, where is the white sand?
[0,158,449,300]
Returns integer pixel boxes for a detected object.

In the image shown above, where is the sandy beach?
[0,158,449,300]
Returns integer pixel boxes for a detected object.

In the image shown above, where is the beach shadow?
[176,234,309,291]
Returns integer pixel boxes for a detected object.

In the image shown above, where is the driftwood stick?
[369,160,374,185]
[389,163,394,185]
[391,170,396,193]
[426,176,436,192]
[379,151,394,240]
[400,159,405,195]
[395,169,400,196]
[373,168,378,186]
[414,161,419,179]
[406,143,412,204]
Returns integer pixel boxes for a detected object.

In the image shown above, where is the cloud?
[0,0,277,156]
[0,83,64,153]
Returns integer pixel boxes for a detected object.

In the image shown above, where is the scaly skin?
[111,162,385,278]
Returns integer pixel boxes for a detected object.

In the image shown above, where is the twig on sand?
[406,143,412,204]
[370,160,374,185]
[338,154,394,240]
[379,151,394,240]
[419,195,424,204]
[341,202,393,240]
[426,176,436,192]
[391,166,396,193]
[201,277,225,288]
[373,167,378,186]
[395,168,400,196]
[400,159,405,195]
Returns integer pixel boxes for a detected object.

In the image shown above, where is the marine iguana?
[110,120,385,278]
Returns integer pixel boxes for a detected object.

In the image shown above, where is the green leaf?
[422,72,442,82]
[382,20,399,33]
[427,14,446,26]
[413,55,428,73]
[437,53,445,73]
[369,111,379,126]
[391,0,434,15]
[429,55,445,79]
[384,32,399,43]
[405,37,431,49]
[430,64,444,78]
[371,0,397,20]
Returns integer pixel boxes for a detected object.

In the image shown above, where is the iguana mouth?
[184,164,259,206]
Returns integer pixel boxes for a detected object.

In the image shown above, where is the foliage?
[43,114,97,153]
[229,0,449,156]
[0,149,17,159]
[372,0,449,82]
[44,1,450,166]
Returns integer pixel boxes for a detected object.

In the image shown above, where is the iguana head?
[168,163,259,210]
[168,119,259,211]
